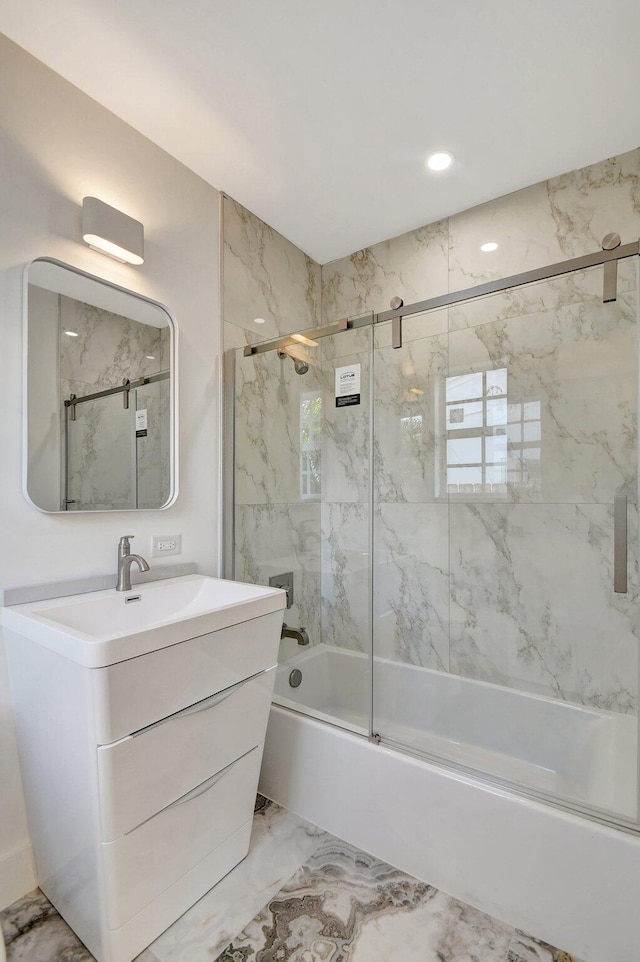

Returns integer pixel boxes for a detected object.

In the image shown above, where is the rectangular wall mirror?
[24,257,177,512]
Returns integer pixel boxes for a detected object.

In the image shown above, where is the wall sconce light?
[82,196,144,265]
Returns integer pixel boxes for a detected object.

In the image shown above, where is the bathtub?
[261,643,640,962]
[273,644,636,817]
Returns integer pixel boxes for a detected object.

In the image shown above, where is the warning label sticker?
[335,364,361,407]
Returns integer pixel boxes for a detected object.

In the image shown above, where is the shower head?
[278,349,309,375]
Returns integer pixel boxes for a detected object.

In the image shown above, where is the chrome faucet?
[116,535,150,592]
[281,623,310,646]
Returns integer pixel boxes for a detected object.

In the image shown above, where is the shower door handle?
[614,495,627,594]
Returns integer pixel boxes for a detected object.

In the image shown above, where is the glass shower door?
[372,259,640,825]
[233,321,373,734]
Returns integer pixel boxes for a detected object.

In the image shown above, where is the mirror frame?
[22,257,179,513]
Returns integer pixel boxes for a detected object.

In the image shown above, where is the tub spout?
[281,623,310,646]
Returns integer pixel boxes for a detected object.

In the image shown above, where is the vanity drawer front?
[92,608,282,743]
[97,666,275,840]
[102,744,261,930]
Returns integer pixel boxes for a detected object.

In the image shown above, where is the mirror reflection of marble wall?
[26,261,174,513]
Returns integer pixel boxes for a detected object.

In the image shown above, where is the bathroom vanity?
[3,574,285,962]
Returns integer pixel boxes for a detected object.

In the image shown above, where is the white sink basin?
[2,574,286,667]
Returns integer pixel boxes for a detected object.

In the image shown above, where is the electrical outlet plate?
[151,535,181,558]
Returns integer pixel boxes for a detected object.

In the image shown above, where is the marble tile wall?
[222,194,322,348]
[228,149,640,715]
[318,147,640,714]
[224,195,327,649]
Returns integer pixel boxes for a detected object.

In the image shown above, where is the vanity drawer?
[97,666,275,840]
[102,744,261,929]
[92,608,283,743]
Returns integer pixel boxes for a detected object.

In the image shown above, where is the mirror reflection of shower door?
[64,382,170,510]
[65,394,134,510]
[371,259,640,827]
[233,321,373,735]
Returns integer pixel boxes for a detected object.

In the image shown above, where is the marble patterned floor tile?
[215,835,515,962]
[507,930,581,962]
[1,889,94,962]
[148,796,327,962]
[0,888,160,962]
[0,803,582,962]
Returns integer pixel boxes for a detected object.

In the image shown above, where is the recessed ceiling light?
[481,242,498,252]
[426,151,454,172]
[253,317,266,324]
[64,330,79,337]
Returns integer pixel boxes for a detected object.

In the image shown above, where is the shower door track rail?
[375,238,639,323]
[64,370,169,412]
[241,240,640,358]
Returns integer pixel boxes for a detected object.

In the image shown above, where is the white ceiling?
[2,0,640,263]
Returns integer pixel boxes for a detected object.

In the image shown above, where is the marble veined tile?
[319,345,370,505]
[320,502,369,653]
[374,503,449,671]
[322,217,448,323]
[447,290,638,504]
[216,835,514,962]
[449,502,639,712]
[449,258,637,333]
[507,930,581,962]
[546,148,640,259]
[373,332,448,503]
[59,297,164,389]
[234,344,324,505]
[235,502,322,648]
[149,798,326,962]
[0,889,160,962]
[223,195,321,342]
[449,148,640,291]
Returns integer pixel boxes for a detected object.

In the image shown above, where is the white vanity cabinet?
[3,575,285,962]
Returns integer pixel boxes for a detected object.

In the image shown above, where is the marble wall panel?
[373,332,448,503]
[320,502,369,652]
[448,290,638,504]
[229,147,640,715]
[223,195,321,342]
[373,503,449,671]
[449,148,640,290]
[449,258,637,333]
[322,218,448,323]
[449,502,639,712]
[59,297,164,387]
[234,345,323,506]
[318,340,370,505]
[234,502,322,649]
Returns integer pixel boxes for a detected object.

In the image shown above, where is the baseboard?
[0,843,36,910]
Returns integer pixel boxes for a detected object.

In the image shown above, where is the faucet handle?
[118,535,134,553]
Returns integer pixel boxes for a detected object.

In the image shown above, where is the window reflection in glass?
[445,368,541,496]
